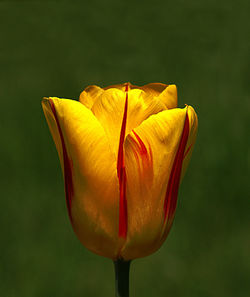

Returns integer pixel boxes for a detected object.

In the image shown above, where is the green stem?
[113,259,131,297]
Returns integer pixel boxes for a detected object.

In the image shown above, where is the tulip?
[42,82,198,296]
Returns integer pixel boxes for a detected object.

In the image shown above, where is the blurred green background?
[1,1,249,296]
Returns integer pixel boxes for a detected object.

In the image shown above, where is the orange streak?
[49,99,74,223]
[164,112,190,223]
[117,84,129,238]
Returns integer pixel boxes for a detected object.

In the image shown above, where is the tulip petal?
[121,106,197,260]
[159,106,198,247]
[157,84,178,109]
[117,84,129,239]
[42,97,120,259]
[137,82,168,96]
[181,105,198,180]
[162,110,189,232]
[43,99,74,222]
[91,86,166,159]
[79,85,104,109]
[135,83,177,109]
[104,82,166,95]
[42,97,64,170]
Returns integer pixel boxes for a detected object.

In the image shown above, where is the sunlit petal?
[121,107,189,259]
[42,97,120,259]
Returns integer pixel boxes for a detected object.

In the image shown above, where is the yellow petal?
[103,83,177,109]
[137,82,168,96]
[42,97,64,169]
[121,107,191,260]
[91,85,166,158]
[158,105,198,249]
[181,105,198,181]
[158,84,178,109]
[42,97,120,259]
[103,82,129,90]
[104,82,167,95]
[79,85,104,109]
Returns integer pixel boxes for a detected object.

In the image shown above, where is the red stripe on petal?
[130,130,154,188]
[164,111,190,223]
[132,130,147,156]
[117,84,129,238]
[49,99,74,222]
[183,143,193,159]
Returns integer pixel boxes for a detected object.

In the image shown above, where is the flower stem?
[113,259,131,297]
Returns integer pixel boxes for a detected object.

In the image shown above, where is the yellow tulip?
[42,82,198,261]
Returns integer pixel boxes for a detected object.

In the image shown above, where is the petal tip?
[158,84,178,109]
[166,84,177,99]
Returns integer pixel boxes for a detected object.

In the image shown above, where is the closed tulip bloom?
[42,82,198,261]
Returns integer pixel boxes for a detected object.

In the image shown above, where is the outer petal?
[181,105,198,180]
[158,105,198,248]
[42,97,64,169]
[121,107,194,260]
[42,97,120,259]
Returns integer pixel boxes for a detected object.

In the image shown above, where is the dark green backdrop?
[1,1,249,297]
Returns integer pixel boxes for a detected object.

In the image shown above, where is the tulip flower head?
[42,83,198,261]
